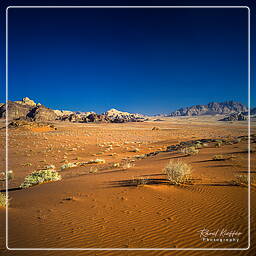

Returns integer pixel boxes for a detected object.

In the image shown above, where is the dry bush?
[235,174,248,185]
[122,162,135,170]
[163,160,191,185]
[233,174,256,186]
[133,154,146,160]
[194,143,203,149]
[112,163,120,168]
[130,148,140,153]
[20,169,61,188]
[89,167,98,174]
[0,170,14,181]
[87,159,105,164]
[0,193,8,207]
[215,142,222,148]
[212,155,226,161]
[45,165,55,170]
[181,146,199,156]
[61,162,77,170]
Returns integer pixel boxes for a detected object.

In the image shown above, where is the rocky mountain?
[0,98,56,122]
[0,98,146,123]
[105,108,145,123]
[168,101,248,117]
[0,100,36,120]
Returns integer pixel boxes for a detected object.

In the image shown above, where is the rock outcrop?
[0,101,33,120]
[0,99,56,122]
[250,108,256,116]
[26,105,57,122]
[219,112,248,121]
[168,101,248,117]
[14,97,37,107]
[105,108,145,123]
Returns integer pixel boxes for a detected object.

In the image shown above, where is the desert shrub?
[0,170,14,181]
[61,162,77,170]
[134,154,146,159]
[45,165,55,170]
[86,159,105,164]
[112,163,120,168]
[122,162,135,170]
[20,169,61,188]
[163,160,191,185]
[212,155,226,161]
[215,142,222,148]
[234,174,256,186]
[89,167,98,174]
[0,193,8,207]
[130,148,140,153]
[181,146,199,156]
[194,143,203,149]
[235,174,248,185]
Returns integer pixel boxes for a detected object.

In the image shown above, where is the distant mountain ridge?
[0,98,252,123]
[167,101,248,117]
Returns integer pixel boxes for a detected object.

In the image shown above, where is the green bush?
[20,169,61,188]
[163,160,191,185]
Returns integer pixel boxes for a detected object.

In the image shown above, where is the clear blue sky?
[0,4,253,115]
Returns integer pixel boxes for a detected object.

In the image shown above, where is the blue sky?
[0,5,253,115]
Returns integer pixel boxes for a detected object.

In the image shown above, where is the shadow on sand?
[0,187,22,192]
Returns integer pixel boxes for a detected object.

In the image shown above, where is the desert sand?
[0,116,255,256]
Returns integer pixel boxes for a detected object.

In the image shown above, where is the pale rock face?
[53,110,74,117]
[105,108,144,118]
[14,97,37,107]
[105,108,145,123]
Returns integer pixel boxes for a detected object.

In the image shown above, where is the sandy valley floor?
[0,116,255,256]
